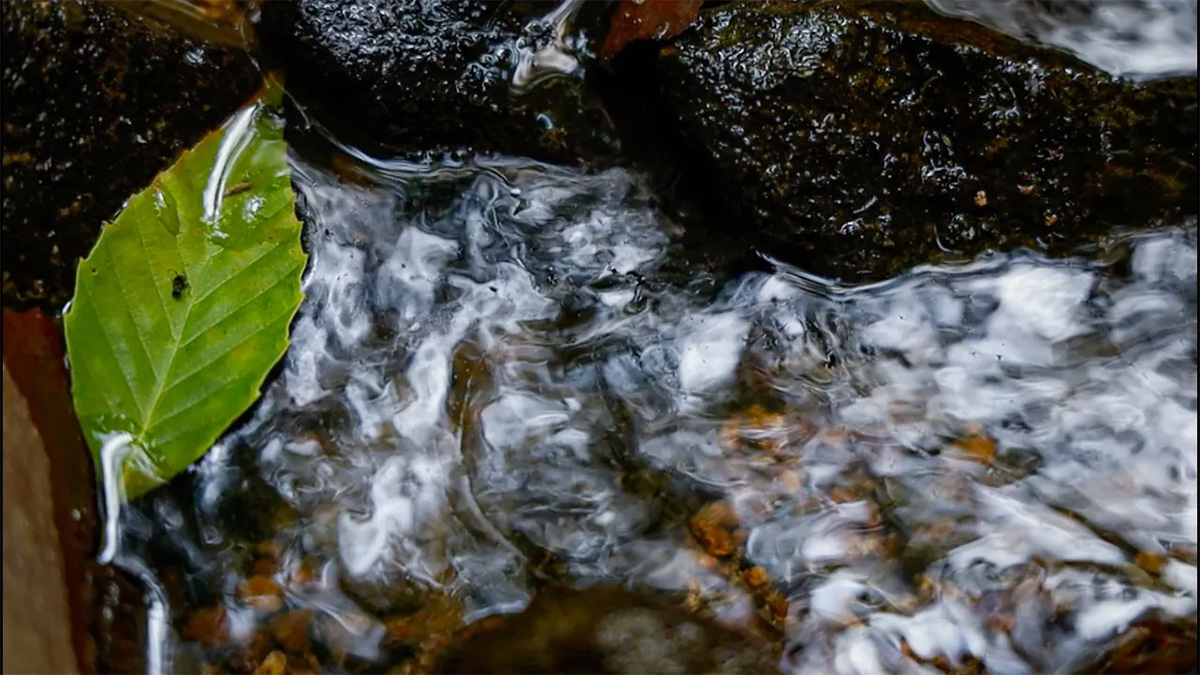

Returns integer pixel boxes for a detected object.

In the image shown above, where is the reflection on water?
[104,155,1197,673]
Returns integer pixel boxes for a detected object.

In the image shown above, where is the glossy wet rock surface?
[0,0,260,309]
[658,0,1198,281]
[255,0,618,164]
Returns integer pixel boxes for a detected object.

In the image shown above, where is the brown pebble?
[690,501,740,558]
[269,609,314,654]
[254,650,288,675]
[289,561,319,589]
[744,566,771,590]
[1134,551,1167,575]
[252,558,277,576]
[744,405,787,451]
[765,590,789,618]
[718,405,795,454]
[1018,184,1034,195]
[281,653,321,675]
[388,620,412,642]
[183,605,230,649]
[240,575,285,613]
[829,486,857,503]
[778,470,803,494]
[973,190,987,207]
[1087,618,1200,674]
[717,417,742,452]
[195,0,242,21]
[382,591,466,672]
[953,434,996,466]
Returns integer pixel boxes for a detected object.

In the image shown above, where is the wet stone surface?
[256,0,619,164]
[658,0,1198,282]
[1,0,260,310]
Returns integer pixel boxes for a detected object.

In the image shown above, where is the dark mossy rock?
[1,0,261,311]
[436,585,780,674]
[658,0,1198,281]
[255,0,619,164]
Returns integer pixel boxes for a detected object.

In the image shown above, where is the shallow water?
[100,154,1197,673]
[74,1,1200,672]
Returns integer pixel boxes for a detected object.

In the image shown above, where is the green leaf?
[64,89,307,500]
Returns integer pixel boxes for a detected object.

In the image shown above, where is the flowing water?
[86,1,1199,673]
[924,0,1198,80]
[103,156,1198,674]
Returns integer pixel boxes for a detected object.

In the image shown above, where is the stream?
[101,156,1198,674]
[83,1,1198,674]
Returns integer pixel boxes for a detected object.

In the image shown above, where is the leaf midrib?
[135,233,293,445]
[135,217,200,449]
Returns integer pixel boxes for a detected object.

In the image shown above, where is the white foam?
[677,313,750,394]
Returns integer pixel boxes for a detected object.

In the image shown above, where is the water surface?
[103,156,1197,673]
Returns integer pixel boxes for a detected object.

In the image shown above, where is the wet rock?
[690,500,743,558]
[1,0,261,310]
[255,0,619,164]
[183,605,233,651]
[238,575,285,613]
[337,569,425,618]
[436,586,780,674]
[658,1,1198,281]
